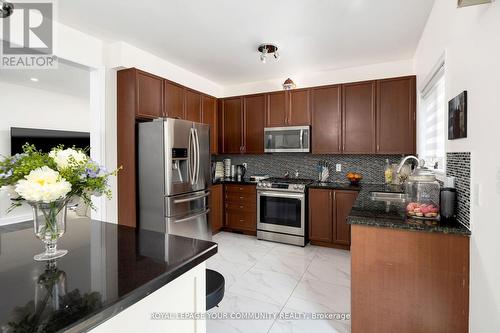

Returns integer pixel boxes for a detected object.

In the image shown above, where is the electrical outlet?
[336,164,342,172]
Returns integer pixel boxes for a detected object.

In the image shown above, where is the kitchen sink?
[370,191,406,203]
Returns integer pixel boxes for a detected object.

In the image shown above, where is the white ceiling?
[58,0,434,86]
[0,60,90,99]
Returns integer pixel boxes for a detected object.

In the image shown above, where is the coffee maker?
[235,165,246,180]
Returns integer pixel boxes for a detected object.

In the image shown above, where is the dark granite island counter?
[0,217,217,333]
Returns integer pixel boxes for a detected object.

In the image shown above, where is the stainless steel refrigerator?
[138,118,211,241]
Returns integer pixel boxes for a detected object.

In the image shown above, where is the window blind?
[419,67,445,171]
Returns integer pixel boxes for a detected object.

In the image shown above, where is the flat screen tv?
[10,127,90,155]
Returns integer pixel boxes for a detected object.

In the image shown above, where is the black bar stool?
[206,269,225,310]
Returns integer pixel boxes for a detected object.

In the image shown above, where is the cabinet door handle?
[333,191,336,200]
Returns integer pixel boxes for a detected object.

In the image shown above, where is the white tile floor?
[207,232,351,333]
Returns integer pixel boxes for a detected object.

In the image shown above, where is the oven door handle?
[258,191,305,199]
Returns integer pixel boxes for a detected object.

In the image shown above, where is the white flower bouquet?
[0,144,119,261]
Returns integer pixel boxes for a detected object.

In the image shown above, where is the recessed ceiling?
[58,0,435,86]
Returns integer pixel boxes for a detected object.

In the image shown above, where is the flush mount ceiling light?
[30,77,39,82]
[258,44,279,64]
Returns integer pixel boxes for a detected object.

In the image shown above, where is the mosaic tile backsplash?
[216,152,472,229]
[446,152,471,229]
[216,154,403,184]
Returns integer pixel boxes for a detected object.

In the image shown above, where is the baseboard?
[220,227,257,236]
[310,240,350,250]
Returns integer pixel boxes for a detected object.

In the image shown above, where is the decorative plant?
[0,144,119,260]
[0,144,118,211]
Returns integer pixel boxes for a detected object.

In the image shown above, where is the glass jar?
[405,167,441,220]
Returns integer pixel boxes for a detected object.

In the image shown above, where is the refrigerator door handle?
[194,128,200,184]
[173,191,210,204]
[173,209,210,223]
[188,128,196,185]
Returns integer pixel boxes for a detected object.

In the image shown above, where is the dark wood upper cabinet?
[288,89,310,125]
[377,76,416,154]
[266,91,287,127]
[202,95,218,154]
[185,89,201,122]
[163,80,185,119]
[266,90,310,127]
[243,94,266,154]
[311,85,342,154]
[342,81,376,154]
[220,97,243,154]
[333,190,358,246]
[136,70,163,118]
[309,189,333,243]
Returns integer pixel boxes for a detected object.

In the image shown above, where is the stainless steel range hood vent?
[458,0,491,8]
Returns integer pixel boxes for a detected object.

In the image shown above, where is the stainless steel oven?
[256,178,311,246]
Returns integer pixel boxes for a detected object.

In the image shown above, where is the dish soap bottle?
[384,159,393,184]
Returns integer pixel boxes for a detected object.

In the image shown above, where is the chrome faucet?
[397,155,421,174]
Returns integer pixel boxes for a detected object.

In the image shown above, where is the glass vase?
[30,199,68,261]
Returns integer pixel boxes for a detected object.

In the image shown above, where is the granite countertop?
[0,218,217,333]
[308,182,471,236]
[212,177,258,185]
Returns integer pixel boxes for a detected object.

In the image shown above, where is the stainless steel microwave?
[264,126,310,153]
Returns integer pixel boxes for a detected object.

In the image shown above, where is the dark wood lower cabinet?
[333,190,358,246]
[351,225,469,333]
[308,189,333,243]
[209,184,223,234]
[308,188,358,249]
[224,184,257,234]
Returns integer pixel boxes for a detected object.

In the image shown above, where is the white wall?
[105,42,223,97]
[414,1,500,331]
[0,81,90,224]
[53,22,105,69]
[223,59,414,97]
